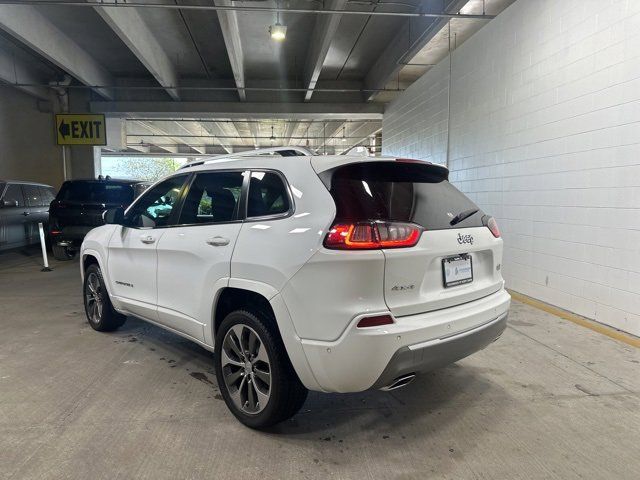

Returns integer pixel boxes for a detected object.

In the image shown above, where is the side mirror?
[103,207,125,225]
[1,199,18,208]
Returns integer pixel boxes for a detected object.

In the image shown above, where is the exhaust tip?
[380,373,416,391]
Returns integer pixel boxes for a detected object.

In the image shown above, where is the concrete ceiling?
[0,0,514,154]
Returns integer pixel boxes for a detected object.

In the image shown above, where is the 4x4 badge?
[391,284,415,291]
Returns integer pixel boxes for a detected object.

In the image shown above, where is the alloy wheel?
[85,272,104,324]
[221,324,271,414]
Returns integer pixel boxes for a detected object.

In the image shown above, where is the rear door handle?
[140,235,156,244]
[206,236,230,247]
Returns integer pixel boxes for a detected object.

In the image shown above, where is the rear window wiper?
[450,208,479,226]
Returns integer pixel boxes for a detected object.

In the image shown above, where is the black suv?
[49,176,149,260]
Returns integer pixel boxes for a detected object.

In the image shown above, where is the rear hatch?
[51,181,135,228]
[321,160,504,317]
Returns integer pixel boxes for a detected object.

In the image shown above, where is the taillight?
[486,216,500,238]
[324,221,423,250]
[357,314,394,328]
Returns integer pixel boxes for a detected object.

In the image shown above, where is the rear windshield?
[324,162,483,230]
[57,181,135,205]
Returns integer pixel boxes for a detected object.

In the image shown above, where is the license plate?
[442,254,473,288]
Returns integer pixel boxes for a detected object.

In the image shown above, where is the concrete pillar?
[66,89,97,179]
[0,87,65,188]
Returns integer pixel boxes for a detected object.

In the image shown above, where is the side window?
[126,175,187,228]
[134,183,150,199]
[39,186,56,205]
[23,185,42,207]
[247,171,290,218]
[178,171,245,225]
[2,184,25,207]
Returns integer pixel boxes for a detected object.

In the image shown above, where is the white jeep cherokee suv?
[80,147,510,428]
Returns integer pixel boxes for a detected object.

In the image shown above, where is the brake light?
[395,158,431,164]
[50,230,61,235]
[324,221,422,250]
[357,314,394,328]
[486,217,501,238]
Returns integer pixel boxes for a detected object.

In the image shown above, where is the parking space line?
[509,290,640,349]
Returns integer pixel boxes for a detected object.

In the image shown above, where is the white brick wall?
[383,0,640,336]
[382,58,450,165]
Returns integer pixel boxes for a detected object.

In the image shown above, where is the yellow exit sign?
[55,114,107,145]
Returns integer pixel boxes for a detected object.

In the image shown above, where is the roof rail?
[180,146,314,169]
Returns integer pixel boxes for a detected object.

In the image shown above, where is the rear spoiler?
[316,160,449,191]
[311,155,448,175]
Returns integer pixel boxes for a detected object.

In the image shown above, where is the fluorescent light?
[269,23,287,41]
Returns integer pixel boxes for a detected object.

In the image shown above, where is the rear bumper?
[370,312,507,389]
[51,226,97,246]
[299,288,510,393]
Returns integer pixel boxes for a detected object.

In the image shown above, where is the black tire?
[52,244,76,261]
[83,264,126,332]
[214,309,308,429]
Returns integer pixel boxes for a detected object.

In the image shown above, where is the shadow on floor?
[108,316,507,438]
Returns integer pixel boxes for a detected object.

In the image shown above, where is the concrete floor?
[1,247,639,480]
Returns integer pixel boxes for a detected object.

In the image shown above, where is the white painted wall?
[382,57,450,165]
[383,0,640,336]
[0,88,64,188]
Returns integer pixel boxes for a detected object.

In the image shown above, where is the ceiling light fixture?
[269,4,287,41]
[269,22,287,41]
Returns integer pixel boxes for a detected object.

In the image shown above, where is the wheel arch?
[212,282,322,392]
[213,287,277,339]
[80,249,105,283]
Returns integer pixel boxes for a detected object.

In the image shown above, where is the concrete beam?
[364,0,466,100]
[215,0,246,101]
[128,145,151,154]
[90,0,180,100]
[91,101,384,119]
[203,121,234,154]
[0,48,49,100]
[248,122,259,148]
[304,0,347,102]
[319,120,381,151]
[282,121,299,146]
[0,5,114,99]
[171,121,206,154]
[132,121,183,154]
[230,121,247,148]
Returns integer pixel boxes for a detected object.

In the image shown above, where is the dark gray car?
[0,180,56,251]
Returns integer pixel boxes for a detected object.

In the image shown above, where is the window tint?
[2,184,25,207]
[133,183,150,198]
[39,186,56,205]
[247,171,290,218]
[179,171,245,225]
[127,175,187,228]
[23,185,43,207]
[327,162,483,230]
[57,181,134,204]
